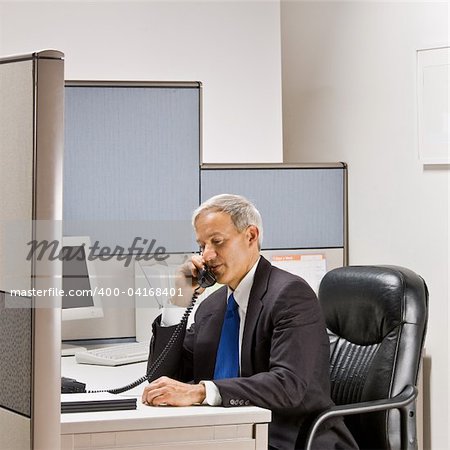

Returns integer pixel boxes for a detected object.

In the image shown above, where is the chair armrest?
[305,385,418,450]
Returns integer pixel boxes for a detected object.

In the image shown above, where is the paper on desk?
[271,254,326,294]
[61,392,119,401]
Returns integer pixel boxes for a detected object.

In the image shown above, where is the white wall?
[281,1,448,449]
[0,0,283,164]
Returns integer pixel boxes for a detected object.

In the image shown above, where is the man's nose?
[202,245,216,263]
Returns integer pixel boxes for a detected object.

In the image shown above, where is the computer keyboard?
[75,341,150,366]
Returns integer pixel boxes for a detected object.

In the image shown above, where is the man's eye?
[212,240,223,246]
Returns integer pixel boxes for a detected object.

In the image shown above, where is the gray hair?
[192,194,263,248]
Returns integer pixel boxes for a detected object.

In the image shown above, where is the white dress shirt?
[160,258,260,405]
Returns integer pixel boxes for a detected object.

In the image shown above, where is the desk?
[61,357,271,449]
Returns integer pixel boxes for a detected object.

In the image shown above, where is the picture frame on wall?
[417,46,449,165]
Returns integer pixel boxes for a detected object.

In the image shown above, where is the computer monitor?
[61,236,103,321]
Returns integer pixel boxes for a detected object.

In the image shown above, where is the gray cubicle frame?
[200,163,348,265]
[0,50,64,450]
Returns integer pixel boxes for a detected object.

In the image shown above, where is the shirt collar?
[227,257,260,314]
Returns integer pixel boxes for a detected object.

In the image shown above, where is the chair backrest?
[319,265,428,450]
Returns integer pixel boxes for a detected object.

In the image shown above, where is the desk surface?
[61,355,148,396]
[61,356,271,436]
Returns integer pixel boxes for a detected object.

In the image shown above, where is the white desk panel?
[61,402,270,435]
[61,357,271,449]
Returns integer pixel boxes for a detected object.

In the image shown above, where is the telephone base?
[61,377,86,394]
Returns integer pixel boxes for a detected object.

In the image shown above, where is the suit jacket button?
[230,400,235,405]
[239,400,244,406]
[244,400,250,406]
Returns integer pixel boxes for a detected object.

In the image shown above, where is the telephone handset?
[89,266,216,395]
[197,265,217,289]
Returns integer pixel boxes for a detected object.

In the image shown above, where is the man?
[142,194,358,450]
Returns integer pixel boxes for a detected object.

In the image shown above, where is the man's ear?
[246,225,259,246]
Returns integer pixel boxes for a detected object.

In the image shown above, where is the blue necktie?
[214,293,240,380]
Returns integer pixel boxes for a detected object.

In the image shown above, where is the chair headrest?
[319,265,428,345]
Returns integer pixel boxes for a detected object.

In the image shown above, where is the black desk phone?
[197,266,217,290]
[61,376,86,393]
[62,266,216,395]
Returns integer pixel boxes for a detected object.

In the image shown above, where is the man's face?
[194,211,259,290]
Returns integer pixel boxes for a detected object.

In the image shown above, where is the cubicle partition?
[62,83,348,343]
[201,163,348,264]
[133,164,348,343]
[0,51,64,449]
[61,82,348,345]
[63,81,201,253]
[62,81,201,342]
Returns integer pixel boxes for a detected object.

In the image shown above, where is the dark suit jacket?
[147,257,358,450]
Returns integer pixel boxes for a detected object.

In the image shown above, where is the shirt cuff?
[199,381,222,406]
[160,307,185,327]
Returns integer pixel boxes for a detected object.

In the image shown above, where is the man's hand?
[170,255,206,307]
[141,376,206,406]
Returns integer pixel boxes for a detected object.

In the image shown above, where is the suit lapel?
[241,257,271,377]
[194,286,227,380]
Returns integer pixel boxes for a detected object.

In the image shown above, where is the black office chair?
[305,265,428,450]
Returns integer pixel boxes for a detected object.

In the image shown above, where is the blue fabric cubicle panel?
[63,85,200,253]
[200,167,344,249]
